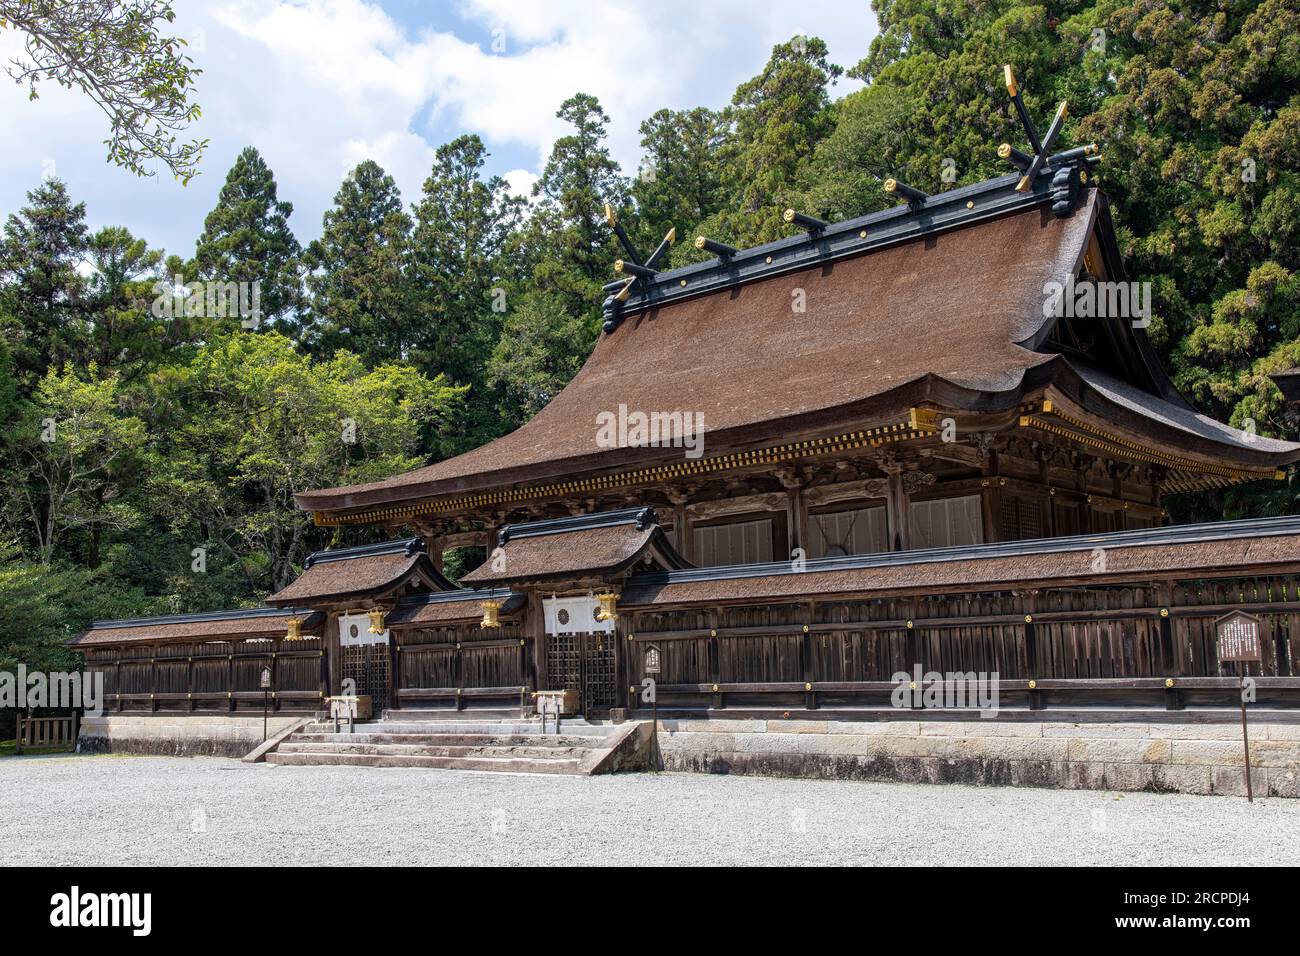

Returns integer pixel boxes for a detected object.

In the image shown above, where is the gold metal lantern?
[480,598,502,629]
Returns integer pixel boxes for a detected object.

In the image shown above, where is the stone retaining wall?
[78,715,305,758]
[657,718,1300,798]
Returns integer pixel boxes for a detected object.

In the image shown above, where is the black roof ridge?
[86,605,318,631]
[625,515,1300,587]
[604,166,1093,330]
[499,506,659,544]
[395,587,520,607]
[303,537,425,568]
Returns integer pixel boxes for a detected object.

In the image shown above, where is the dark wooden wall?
[624,575,1300,714]
[82,638,327,714]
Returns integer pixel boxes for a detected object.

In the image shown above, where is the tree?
[0,179,90,383]
[487,290,594,423]
[631,107,727,254]
[304,160,415,362]
[148,333,466,592]
[84,225,190,382]
[530,93,628,310]
[0,0,206,181]
[691,36,843,250]
[804,0,1074,222]
[3,365,147,566]
[411,135,523,393]
[191,147,303,334]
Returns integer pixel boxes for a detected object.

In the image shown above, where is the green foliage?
[2,366,147,566]
[631,107,728,252]
[305,160,416,362]
[0,179,90,383]
[147,332,466,592]
[411,135,523,394]
[487,290,594,423]
[0,0,206,180]
[192,147,304,334]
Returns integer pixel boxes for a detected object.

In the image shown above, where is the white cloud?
[502,168,540,201]
[0,0,877,256]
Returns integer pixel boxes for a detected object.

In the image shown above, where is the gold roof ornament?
[480,598,503,629]
[367,608,386,635]
[595,592,619,623]
[285,617,303,641]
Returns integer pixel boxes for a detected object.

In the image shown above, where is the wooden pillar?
[525,589,547,691]
[884,470,910,551]
[981,448,1002,543]
[671,496,693,563]
[787,486,809,559]
[325,612,341,696]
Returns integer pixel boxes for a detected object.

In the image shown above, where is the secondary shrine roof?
[460,508,690,586]
[69,607,324,647]
[264,538,453,606]
[619,515,1300,606]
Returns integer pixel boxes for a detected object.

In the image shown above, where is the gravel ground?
[2,753,1298,866]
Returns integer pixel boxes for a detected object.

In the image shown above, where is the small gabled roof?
[69,607,324,647]
[265,538,455,606]
[460,507,691,586]
[386,588,525,627]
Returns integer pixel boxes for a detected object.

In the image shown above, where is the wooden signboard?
[1216,611,1263,663]
[644,645,662,676]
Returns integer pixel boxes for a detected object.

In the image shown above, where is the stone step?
[308,720,614,738]
[288,732,605,748]
[277,741,586,759]
[264,749,585,774]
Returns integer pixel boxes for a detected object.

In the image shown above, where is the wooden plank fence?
[80,637,328,714]
[14,714,78,753]
[622,576,1300,714]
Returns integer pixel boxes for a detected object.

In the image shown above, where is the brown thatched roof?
[70,608,323,647]
[297,181,1300,524]
[265,539,454,606]
[460,508,690,586]
[387,590,525,627]
[620,517,1300,607]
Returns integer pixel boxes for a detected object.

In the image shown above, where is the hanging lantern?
[367,608,386,635]
[596,592,619,623]
[480,599,502,629]
[285,617,302,641]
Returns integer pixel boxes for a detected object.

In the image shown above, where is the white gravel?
[2,753,1297,866]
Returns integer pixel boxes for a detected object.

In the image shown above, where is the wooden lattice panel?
[342,644,390,710]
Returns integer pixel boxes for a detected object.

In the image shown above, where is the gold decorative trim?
[315,412,942,526]
[1018,401,1282,485]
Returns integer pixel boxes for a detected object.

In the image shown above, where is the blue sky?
[0,1,878,258]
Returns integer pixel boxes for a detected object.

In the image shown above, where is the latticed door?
[583,632,617,712]
[545,631,617,716]
[341,643,391,712]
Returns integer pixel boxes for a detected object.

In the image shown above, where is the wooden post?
[525,589,546,690]
[672,498,693,563]
[1024,591,1041,710]
[883,464,910,551]
[709,606,722,710]
[803,601,815,710]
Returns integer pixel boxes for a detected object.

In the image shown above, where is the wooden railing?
[81,638,328,714]
[14,714,78,753]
